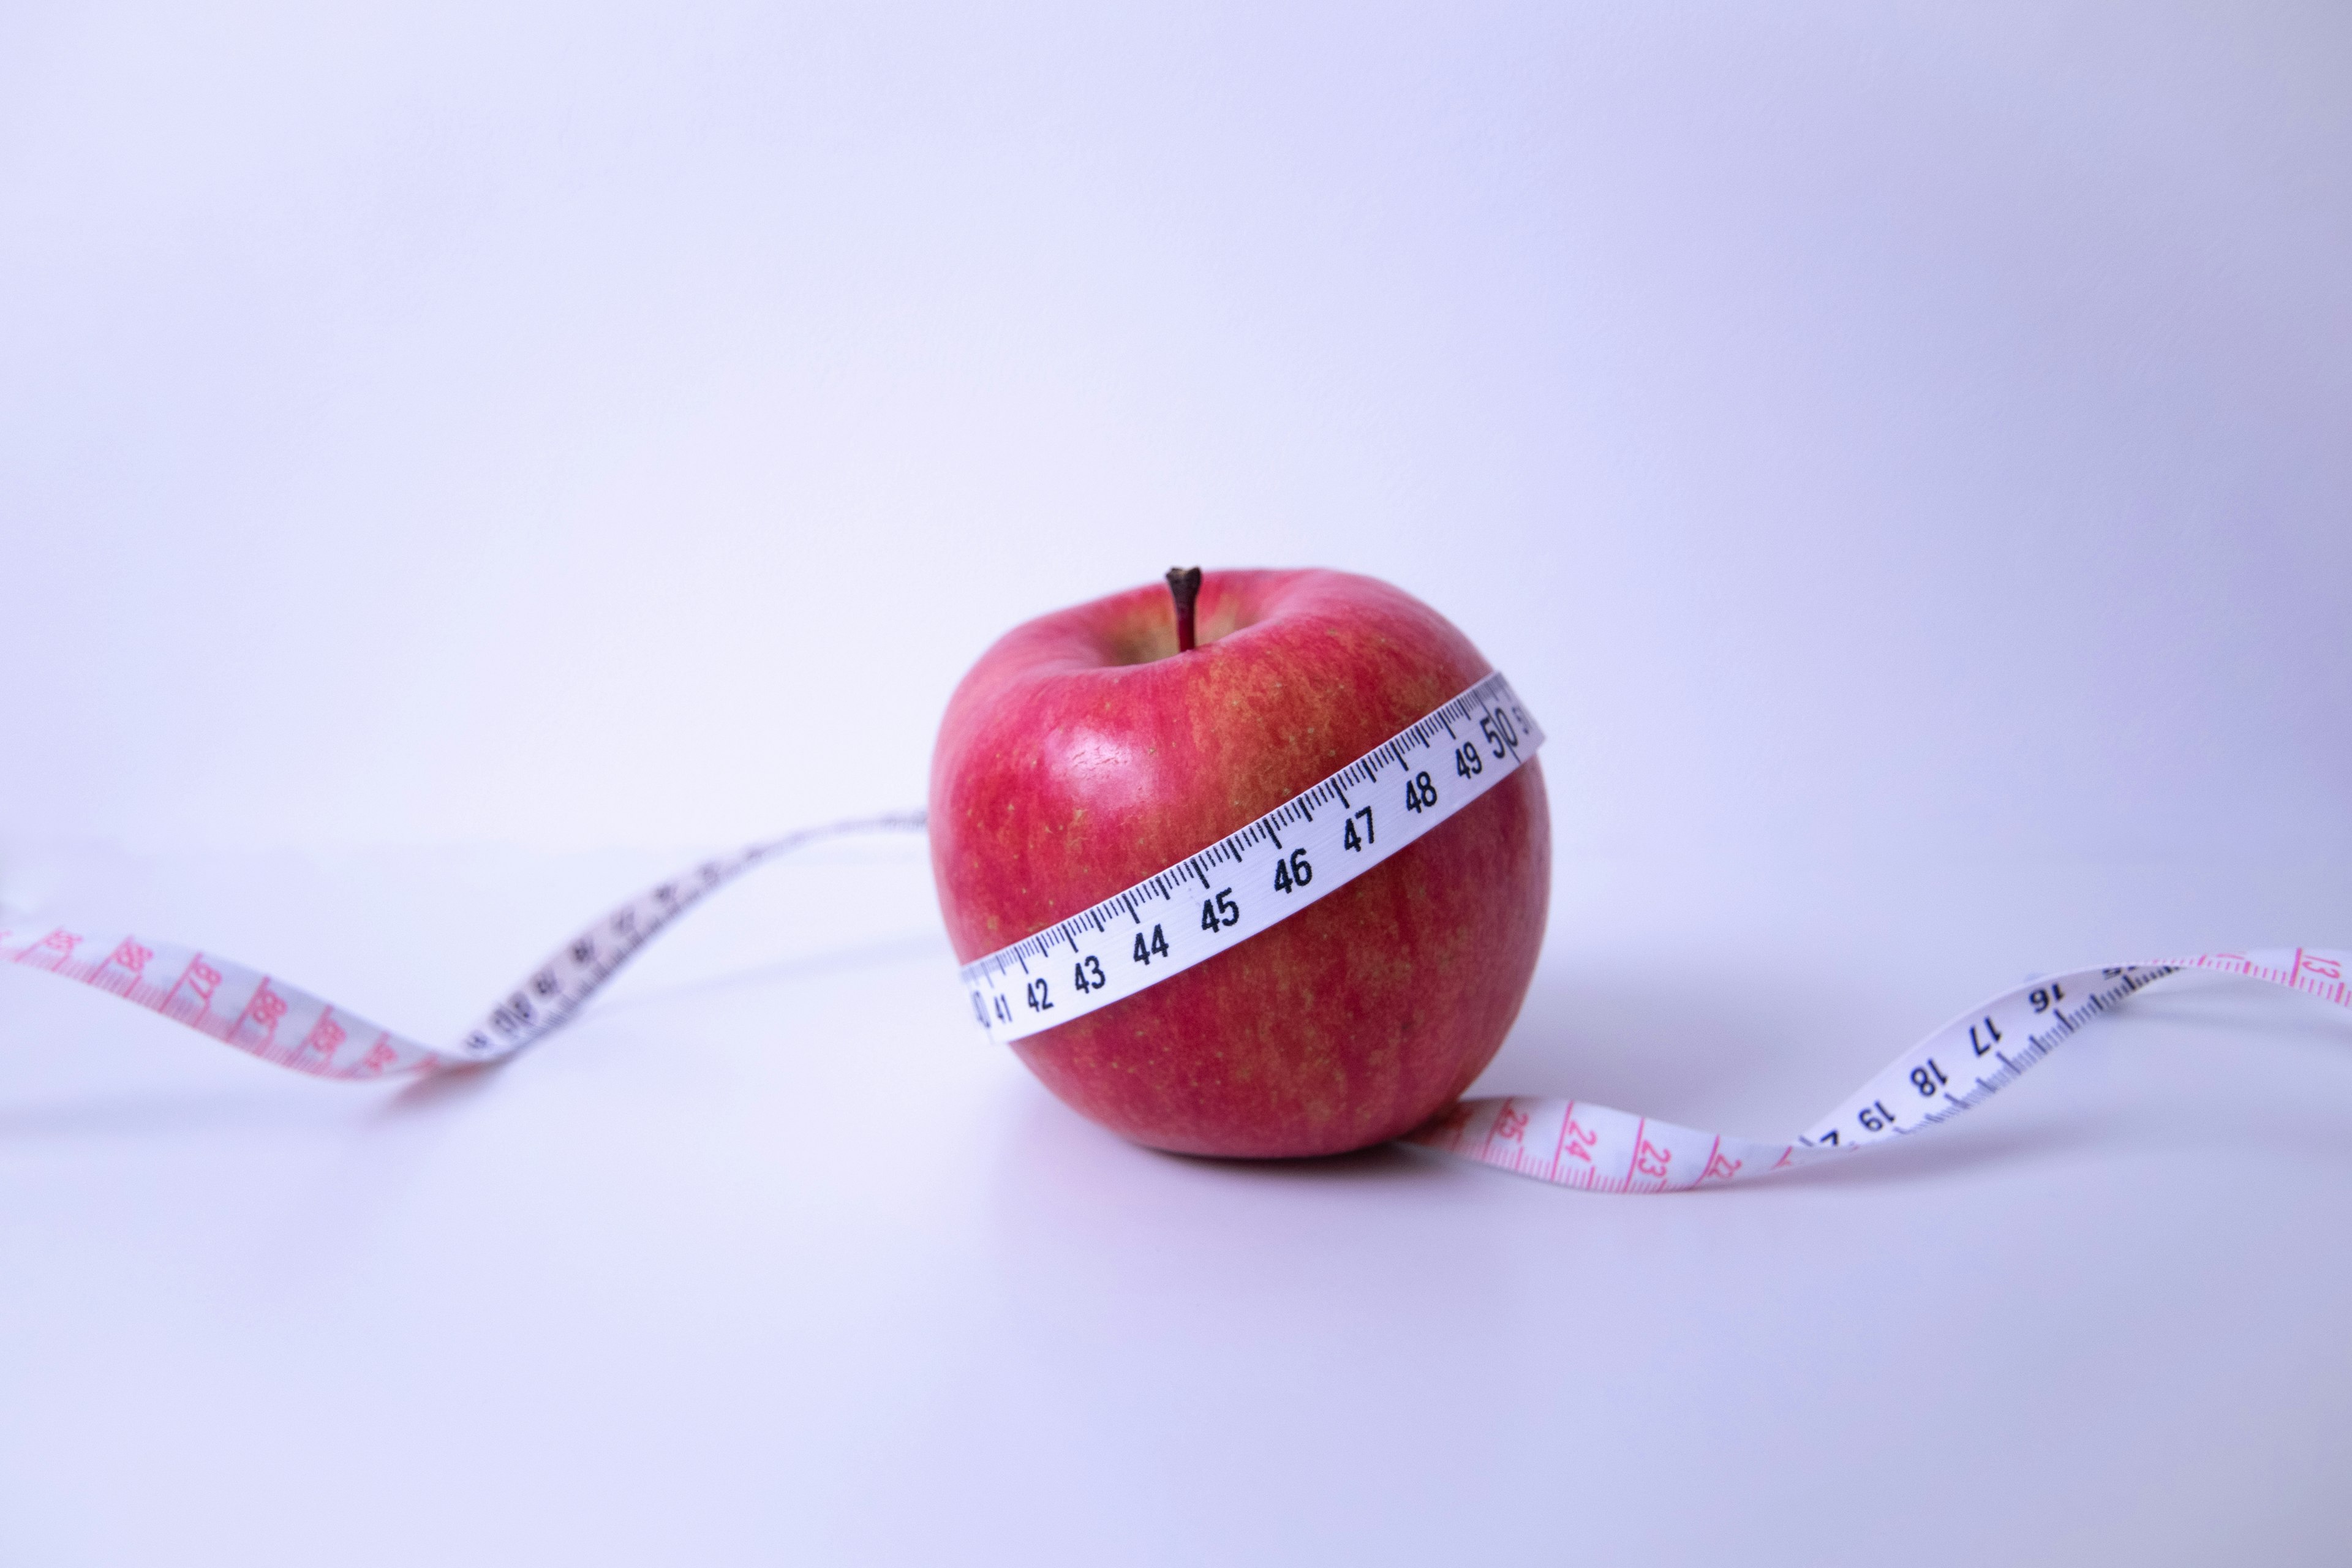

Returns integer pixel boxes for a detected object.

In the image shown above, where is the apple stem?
[1166,566,1202,654]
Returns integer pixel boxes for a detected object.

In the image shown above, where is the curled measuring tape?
[4,677,2343,1191]
[1,812,929,1079]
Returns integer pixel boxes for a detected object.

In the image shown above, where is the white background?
[4,3,2349,1564]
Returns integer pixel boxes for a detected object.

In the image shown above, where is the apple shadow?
[1151,1138,1436,1189]
[1471,959,1865,1136]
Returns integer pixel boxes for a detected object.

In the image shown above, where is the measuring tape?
[957,671,1540,1045]
[1405,951,2348,1189]
[4,676,2343,1191]
[0,813,927,1079]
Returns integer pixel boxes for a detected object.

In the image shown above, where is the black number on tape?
[1481,709,1518,758]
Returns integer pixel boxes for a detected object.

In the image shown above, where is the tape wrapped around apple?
[929,568,1550,1158]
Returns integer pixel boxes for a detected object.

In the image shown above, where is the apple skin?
[928,569,1550,1159]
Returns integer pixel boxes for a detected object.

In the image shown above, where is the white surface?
[4,2,2350,1564]
[7,841,2351,1566]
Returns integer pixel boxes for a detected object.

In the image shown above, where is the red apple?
[928,568,1550,1158]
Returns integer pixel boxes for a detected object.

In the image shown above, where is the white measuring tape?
[0,814,927,1079]
[5,675,2343,1191]
[957,672,1540,1045]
